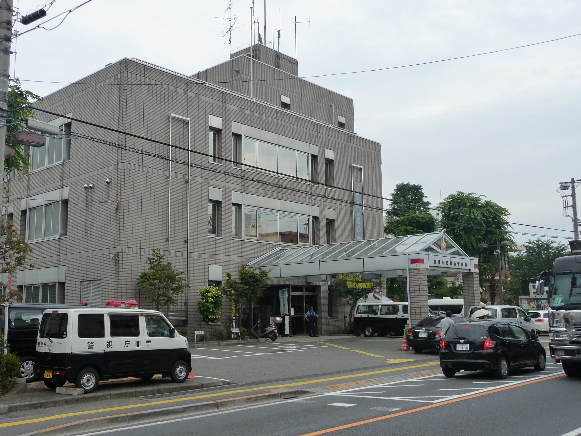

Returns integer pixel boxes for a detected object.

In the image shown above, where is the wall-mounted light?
[83,184,88,189]
[88,184,93,189]
[105,179,111,184]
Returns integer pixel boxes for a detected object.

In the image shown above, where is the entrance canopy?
[247,231,478,279]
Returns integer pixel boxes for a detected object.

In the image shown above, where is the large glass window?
[241,206,309,245]
[26,200,68,241]
[258,209,278,242]
[31,122,71,170]
[242,136,310,180]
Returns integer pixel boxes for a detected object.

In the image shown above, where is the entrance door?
[290,286,317,335]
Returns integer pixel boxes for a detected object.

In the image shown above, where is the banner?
[279,288,289,315]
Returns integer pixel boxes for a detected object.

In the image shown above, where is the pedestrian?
[305,307,318,337]
[439,310,454,338]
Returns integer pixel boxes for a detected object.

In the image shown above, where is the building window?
[232,203,242,238]
[24,283,60,304]
[26,200,68,242]
[243,136,311,180]
[209,128,221,163]
[338,116,346,129]
[232,134,242,167]
[310,155,318,183]
[311,217,319,245]
[326,219,335,244]
[324,159,334,186]
[31,122,71,171]
[242,206,310,245]
[208,201,221,236]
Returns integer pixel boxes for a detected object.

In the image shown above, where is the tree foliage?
[5,79,42,177]
[222,266,270,328]
[504,238,569,305]
[136,249,188,311]
[0,220,33,304]
[438,192,513,302]
[384,183,436,236]
[197,285,223,324]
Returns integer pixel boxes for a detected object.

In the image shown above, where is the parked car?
[527,310,549,333]
[439,319,546,378]
[469,305,535,333]
[407,315,468,354]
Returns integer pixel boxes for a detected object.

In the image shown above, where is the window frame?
[26,200,68,242]
[31,122,71,171]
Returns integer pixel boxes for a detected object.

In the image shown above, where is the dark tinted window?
[509,324,529,340]
[9,308,44,329]
[39,313,68,339]
[416,316,443,327]
[447,323,488,340]
[78,314,105,338]
[110,315,140,337]
[492,324,516,339]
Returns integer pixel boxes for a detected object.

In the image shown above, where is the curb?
[0,379,230,415]
[34,389,314,435]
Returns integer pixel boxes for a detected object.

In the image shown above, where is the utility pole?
[0,0,12,221]
[571,177,579,240]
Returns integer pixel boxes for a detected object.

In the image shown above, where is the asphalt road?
[2,335,570,436]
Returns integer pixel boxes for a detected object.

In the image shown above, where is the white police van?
[353,294,409,337]
[33,301,191,393]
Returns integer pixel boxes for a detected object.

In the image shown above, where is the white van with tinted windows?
[34,306,191,393]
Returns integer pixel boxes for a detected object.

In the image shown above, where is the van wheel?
[75,367,99,393]
[19,356,35,381]
[170,360,189,383]
[44,379,66,389]
[363,326,375,337]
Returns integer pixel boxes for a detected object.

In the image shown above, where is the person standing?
[439,310,454,338]
[305,307,318,337]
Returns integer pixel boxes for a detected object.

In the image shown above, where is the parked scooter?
[250,319,278,341]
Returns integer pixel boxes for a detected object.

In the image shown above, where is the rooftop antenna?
[294,16,310,58]
[219,1,238,56]
[277,8,281,51]
[263,0,267,46]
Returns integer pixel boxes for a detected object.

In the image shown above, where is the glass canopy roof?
[248,231,469,268]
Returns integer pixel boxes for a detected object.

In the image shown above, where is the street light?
[477,241,511,304]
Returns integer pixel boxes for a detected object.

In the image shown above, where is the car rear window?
[39,312,68,339]
[447,323,488,340]
[416,316,442,327]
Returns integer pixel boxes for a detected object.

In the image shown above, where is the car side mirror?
[169,327,176,338]
[525,316,531,322]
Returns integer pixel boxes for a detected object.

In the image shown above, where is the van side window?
[402,305,408,315]
[356,305,379,315]
[78,314,105,338]
[380,305,398,315]
[110,315,140,337]
[145,315,172,337]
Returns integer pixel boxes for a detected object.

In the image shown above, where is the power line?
[25,106,574,241]
[15,0,93,37]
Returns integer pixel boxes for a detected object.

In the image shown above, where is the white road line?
[562,426,581,436]
[328,403,356,407]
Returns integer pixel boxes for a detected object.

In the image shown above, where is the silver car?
[469,305,536,333]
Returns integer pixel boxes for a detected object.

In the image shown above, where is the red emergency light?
[105,300,139,308]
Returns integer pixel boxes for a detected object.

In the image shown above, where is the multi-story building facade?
[5,44,383,335]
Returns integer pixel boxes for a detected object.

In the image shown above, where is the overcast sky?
[10,0,581,246]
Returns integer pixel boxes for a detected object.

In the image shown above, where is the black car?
[407,315,468,354]
[439,319,546,378]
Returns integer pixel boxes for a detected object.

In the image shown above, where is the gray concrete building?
[5,44,384,335]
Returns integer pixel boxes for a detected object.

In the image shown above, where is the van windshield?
[39,313,68,339]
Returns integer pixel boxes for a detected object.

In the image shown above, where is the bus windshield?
[550,274,581,308]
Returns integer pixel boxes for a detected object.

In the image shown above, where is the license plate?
[419,332,428,338]
[456,343,470,351]
[44,370,53,379]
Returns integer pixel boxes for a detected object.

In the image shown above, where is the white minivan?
[34,307,192,393]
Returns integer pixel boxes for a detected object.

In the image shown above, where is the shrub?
[238,327,248,340]
[197,285,223,324]
[213,329,228,342]
[0,334,20,396]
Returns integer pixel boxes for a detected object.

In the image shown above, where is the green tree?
[5,79,42,177]
[505,238,569,305]
[136,249,188,311]
[384,183,436,236]
[0,220,33,304]
[438,192,513,303]
[197,285,223,324]
[222,266,270,329]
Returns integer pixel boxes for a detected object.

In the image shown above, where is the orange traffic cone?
[187,368,194,379]
[400,332,410,351]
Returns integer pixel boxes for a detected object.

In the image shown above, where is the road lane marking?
[0,362,440,429]
[300,373,565,435]
[328,403,356,407]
